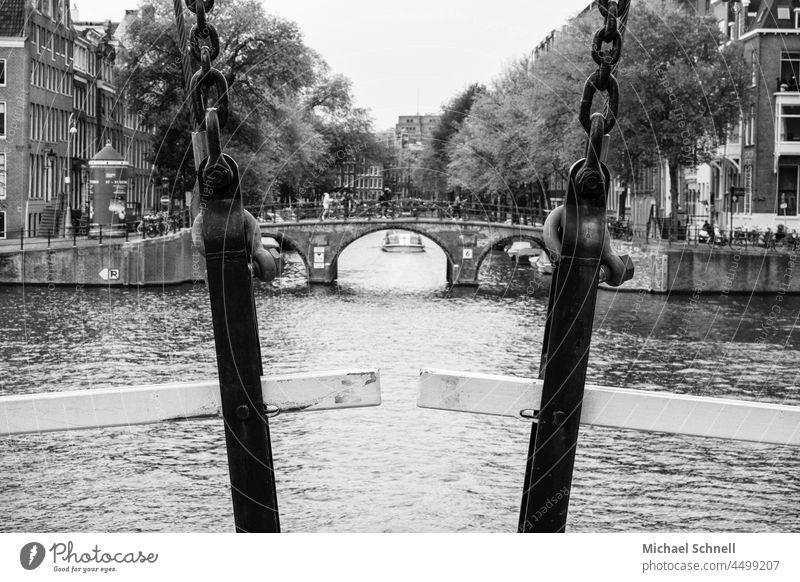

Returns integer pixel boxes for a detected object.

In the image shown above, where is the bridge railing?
[249,200,551,225]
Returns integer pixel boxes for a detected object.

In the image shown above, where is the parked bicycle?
[608,218,633,241]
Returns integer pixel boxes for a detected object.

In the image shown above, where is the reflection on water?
[0,231,798,532]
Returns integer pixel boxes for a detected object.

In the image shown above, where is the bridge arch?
[260,230,312,276]
[330,225,457,280]
[474,234,549,278]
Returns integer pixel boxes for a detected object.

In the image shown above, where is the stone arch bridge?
[261,217,547,286]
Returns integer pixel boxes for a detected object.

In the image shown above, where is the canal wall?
[603,243,800,295]
[0,231,205,287]
[2,231,799,293]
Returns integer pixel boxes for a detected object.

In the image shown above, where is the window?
[0,153,5,199]
[778,104,800,141]
[780,52,800,89]
[744,164,753,214]
[778,7,791,20]
[778,166,798,216]
[0,59,5,86]
[751,50,757,86]
[0,211,5,239]
[746,105,755,145]
[0,102,5,138]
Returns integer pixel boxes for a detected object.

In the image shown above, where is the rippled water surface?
[1,231,798,532]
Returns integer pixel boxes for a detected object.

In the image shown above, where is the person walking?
[321,191,331,221]
[380,188,392,218]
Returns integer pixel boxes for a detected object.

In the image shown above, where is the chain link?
[580,0,630,136]
[184,0,231,189]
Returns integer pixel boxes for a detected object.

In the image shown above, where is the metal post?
[519,119,609,533]
[518,258,560,532]
[201,112,279,533]
[99,225,103,246]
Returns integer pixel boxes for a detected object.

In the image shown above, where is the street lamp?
[161,176,170,213]
[66,113,78,210]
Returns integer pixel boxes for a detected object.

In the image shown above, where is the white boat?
[381,231,425,253]
[506,241,542,266]
[535,252,553,275]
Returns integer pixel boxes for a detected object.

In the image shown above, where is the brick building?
[0,1,155,240]
[716,0,800,230]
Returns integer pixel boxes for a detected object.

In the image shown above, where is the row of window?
[123,135,150,169]
[30,60,73,96]
[29,103,74,142]
[37,0,69,22]
[73,84,96,118]
[33,22,72,63]
[28,151,62,201]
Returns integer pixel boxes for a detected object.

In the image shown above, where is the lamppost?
[161,176,170,213]
[65,113,78,234]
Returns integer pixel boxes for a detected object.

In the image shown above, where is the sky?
[71,0,593,130]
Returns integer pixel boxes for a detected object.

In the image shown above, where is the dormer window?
[778,7,791,20]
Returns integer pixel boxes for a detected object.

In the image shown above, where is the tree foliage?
[442,0,746,203]
[413,83,485,198]
[119,0,377,205]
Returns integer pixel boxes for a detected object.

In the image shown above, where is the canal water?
[1,231,798,532]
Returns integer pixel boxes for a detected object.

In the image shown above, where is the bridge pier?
[447,255,480,287]
[308,262,338,285]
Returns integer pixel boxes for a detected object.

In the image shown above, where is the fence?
[0,209,192,251]
[249,199,551,225]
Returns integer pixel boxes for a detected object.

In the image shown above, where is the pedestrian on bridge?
[321,192,331,221]
[380,188,392,218]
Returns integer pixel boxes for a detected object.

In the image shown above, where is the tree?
[119,0,369,207]
[442,0,746,225]
[413,84,485,199]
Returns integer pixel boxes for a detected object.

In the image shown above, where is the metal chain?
[579,0,630,137]
[184,0,232,191]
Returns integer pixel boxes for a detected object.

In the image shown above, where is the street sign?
[462,248,473,260]
[781,203,788,209]
[160,195,170,205]
[99,268,120,281]
[313,247,325,269]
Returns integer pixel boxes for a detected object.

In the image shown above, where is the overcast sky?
[72,0,592,130]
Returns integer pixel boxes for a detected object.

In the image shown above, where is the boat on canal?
[381,230,425,253]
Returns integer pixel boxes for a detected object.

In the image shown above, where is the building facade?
[335,157,384,201]
[395,114,440,151]
[723,0,800,230]
[0,0,155,240]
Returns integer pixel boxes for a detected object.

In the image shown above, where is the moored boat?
[381,231,425,252]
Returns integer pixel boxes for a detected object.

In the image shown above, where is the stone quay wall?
[0,231,205,287]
